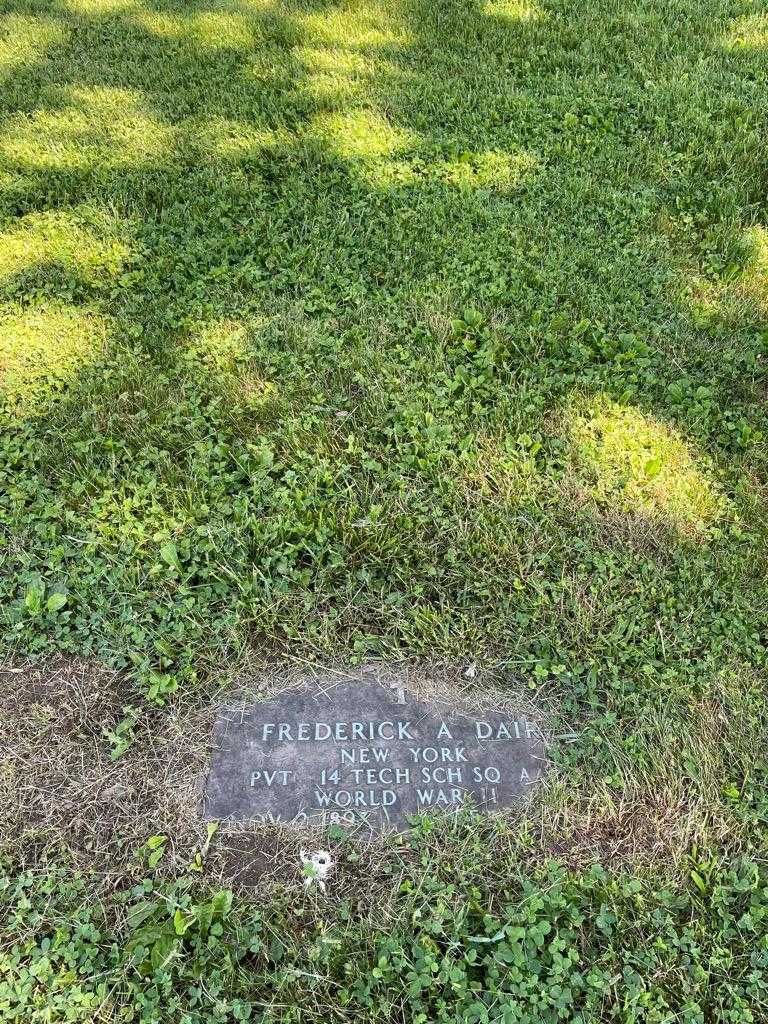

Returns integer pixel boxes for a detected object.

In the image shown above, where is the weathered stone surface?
[204,676,545,832]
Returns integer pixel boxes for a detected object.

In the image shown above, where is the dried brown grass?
[1,656,211,882]
[1,655,747,905]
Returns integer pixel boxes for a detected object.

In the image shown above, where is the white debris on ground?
[300,848,334,892]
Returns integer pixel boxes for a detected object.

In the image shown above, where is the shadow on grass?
[0,0,766,726]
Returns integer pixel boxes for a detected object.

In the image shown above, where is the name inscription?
[204,679,544,831]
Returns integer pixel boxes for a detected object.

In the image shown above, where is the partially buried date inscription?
[204,675,545,832]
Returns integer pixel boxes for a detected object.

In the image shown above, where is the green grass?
[3,838,768,1023]
[1,0,768,1018]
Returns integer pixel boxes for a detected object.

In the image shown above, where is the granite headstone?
[204,676,545,832]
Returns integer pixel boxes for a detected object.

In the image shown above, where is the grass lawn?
[1,0,768,1018]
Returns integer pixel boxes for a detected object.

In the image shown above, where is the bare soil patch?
[1,656,211,879]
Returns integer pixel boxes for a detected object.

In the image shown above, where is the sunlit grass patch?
[298,45,370,78]
[187,11,260,49]
[298,45,374,104]
[722,13,768,49]
[0,15,67,77]
[0,208,129,289]
[315,108,417,165]
[296,0,409,108]
[0,303,109,407]
[64,0,138,13]
[311,112,536,193]
[739,225,768,311]
[481,0,543,21]
[568,398,727,537]
[344,145,538,190]
[0,86,173,175]
[131,9,260,50]
[424,149,537,191]
[298,1,412,49]
[189,319,255,369]
[128,9,186,39]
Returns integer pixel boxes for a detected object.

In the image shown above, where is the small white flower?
[300,848,334,892]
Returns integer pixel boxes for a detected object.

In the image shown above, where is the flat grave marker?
[204,675,545,832]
